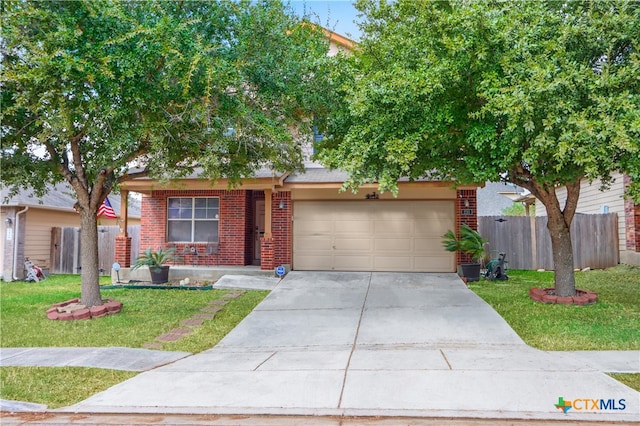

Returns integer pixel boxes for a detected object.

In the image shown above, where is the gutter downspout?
[12,206,29,281]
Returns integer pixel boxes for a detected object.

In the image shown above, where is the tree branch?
[562,178,582,227]
[69,131,87,190]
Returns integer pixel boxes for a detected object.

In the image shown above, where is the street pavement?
[2,272,639,422]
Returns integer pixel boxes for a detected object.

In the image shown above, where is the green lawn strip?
[161,290,269,353]
[607,373,640,392]
[0,275,267,350]
[0,367,137,409]
[468,266,640,351]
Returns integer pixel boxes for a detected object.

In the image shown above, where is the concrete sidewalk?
[53,271,638,422]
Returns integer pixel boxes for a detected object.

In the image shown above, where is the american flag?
[97,197,117,218]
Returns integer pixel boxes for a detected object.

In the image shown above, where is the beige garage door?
[293,201,455,272]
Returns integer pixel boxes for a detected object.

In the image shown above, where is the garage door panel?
[334,255,372,270]
[373,220,413,235]
[294,236,333,251]
[335,220,371,235]
[374,256,413,271]
[295,255,335,270]
[295,220,333,235]
[375,238,412,251]
[414,255,455,272]
[335,238,372,251]
[414,238,446,253]
[293,200,455,272]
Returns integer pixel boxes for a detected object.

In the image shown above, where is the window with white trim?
[167,197,219,242]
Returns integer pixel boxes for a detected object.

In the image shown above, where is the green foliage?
[317,0,640,198]
[442,224,487,262]
[1,0,330,303]
[501,203,535,216]
[131,247,176,269]
[316,0,640,294]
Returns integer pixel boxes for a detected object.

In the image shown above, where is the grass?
[1,268,639,406]
[0,274,268,407]
[0,367,137,409]
[0,274,268,350]
[468,265,640,351]
[608,373,640,392]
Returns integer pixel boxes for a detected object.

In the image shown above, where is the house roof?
[1,182,141,218]
[477,182,525,216]
[284,168,350,183]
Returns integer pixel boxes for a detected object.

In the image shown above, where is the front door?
[254,200,265,265]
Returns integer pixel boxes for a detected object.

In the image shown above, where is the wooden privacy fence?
[50,226,140,275]
[478,214,619,270]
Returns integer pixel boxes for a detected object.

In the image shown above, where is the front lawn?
[0,274,268,408]
[468,266,640,351]
[0,274,268,350]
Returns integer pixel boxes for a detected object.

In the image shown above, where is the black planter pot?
[460,263,481,282]
[149,265,170,284]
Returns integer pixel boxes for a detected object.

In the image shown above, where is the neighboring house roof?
[1,182,141,218]
[477,182,525,216]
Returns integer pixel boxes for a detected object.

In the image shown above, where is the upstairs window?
[167,197,219,243]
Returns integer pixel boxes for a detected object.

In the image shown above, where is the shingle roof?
[284,168,444,184]
[477,182,524,216]
[1,182,141,217]
[285,168,351,183]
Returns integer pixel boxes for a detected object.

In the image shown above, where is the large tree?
[316,0,640,296]
[1,0,330,307]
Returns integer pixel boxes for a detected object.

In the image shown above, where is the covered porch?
[111,264,276,285]
[114,170,292,273]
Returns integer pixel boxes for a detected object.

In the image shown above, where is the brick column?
[115,236,132,267]
[260,237,275,271]
[456,188,478,265]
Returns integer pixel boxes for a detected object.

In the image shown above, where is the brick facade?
[456,189,478,265]
[260,237,275,270]
[139,190,253,266]
[137,187,477,270]
[271,191,292,268]
[114,236,132,267]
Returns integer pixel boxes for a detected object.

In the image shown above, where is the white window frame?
[167,197,219,243]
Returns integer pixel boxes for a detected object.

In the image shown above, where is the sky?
[289,1,362,41]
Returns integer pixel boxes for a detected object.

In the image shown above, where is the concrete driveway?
[64,272,639,421]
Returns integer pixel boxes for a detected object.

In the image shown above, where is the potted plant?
[442,224,487,282]
[132,247,176,284]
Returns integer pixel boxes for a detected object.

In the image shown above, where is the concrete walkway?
[49,271,638,422]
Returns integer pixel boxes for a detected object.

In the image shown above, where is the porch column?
[263,189,272,238]
[119,190,129,237]
[114,190,131,267]
[260,188,275,270]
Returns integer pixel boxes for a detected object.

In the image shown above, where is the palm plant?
[132,247,176,269]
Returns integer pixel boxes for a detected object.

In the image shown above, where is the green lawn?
[467,265,640,351]
[0,275,268,350]
[1,268,638,408]
[0,274,268,407]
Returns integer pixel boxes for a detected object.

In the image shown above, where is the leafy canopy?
[1,0,331,202]
[316,0,640,200]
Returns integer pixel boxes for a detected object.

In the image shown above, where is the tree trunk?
[546,210,576,297]
[516,177,580,297]
[79,210,103,307]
